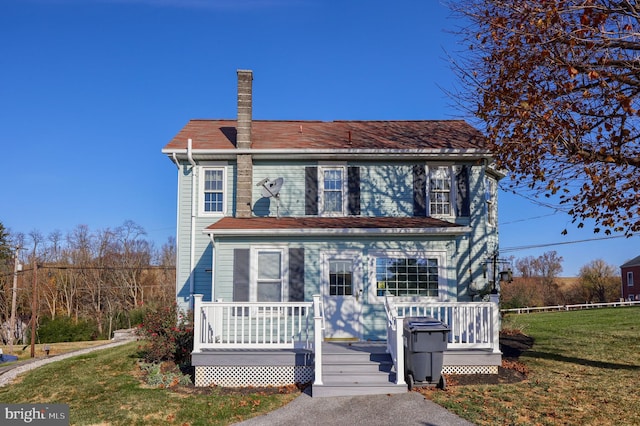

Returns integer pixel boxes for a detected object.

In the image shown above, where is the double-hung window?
[200,166,226,215]
[628,272,634,287]
[485,176,497,226]
[319,166,346,216]
[428,166,452,216]
[251,248,288,302]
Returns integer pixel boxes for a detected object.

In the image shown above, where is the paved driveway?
[234,390,476,426]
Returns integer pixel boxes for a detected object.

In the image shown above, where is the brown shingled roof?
[205,216,465,233]
[164,120,486,151]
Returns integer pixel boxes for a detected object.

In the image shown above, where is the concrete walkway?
[234,389,476,426]
[0,339,133,387]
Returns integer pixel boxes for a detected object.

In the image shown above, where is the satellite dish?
[258,177,285,218]
[260,177,284,198]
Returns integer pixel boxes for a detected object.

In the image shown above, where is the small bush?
[138,361,192,388]
[137,303,193,365]
[37,316,97,343]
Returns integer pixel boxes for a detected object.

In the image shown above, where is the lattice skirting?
[195,365,314,387]
[443,365,499,375]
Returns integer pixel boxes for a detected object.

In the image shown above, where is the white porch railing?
[384,294,501,385]
[193,294,500,386]
[192,294,314,351]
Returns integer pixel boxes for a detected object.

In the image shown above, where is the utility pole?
[9,247,19,355]
[30,261,37,358]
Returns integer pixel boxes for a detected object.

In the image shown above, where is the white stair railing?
[384,295,405,386]
[313,294,324,385]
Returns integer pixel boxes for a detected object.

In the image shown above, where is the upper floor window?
[319,166,346,216]
[485,176,497,226]
[200,166,226,215]
[415,164,472,218]
[628,271,634,287]
[428,166,452,216]
[306,165,360,216]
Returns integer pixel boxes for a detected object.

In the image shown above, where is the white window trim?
[426,165,456,218]
[628,271,634,287]
[318,164,347,217]
[367,250,448,304]
[249,246,289,302]
[485,176,497,227]
[199,165,227,216]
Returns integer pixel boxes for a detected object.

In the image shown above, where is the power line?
[500,212,560,225]
[0,265,175,279]
[501,234,632,253]
[499,182,570,212]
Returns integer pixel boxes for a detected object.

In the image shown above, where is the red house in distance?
[621,255,640,301]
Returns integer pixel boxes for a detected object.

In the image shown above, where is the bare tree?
[579,259,621,302]
[507,251,564,306]
[112,221,150,311]
[2,220,176,340]
[449,0,640,235]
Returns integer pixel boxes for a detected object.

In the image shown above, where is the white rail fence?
[502,300,640,315]
[192,294,314,351]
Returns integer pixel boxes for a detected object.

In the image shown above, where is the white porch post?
[489,293,501,353]
[313,294,323,385]
[395,315,406,386]
[192,294,203,353]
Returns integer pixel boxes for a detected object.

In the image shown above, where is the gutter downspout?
[187,138,197,308]
[171,152,181,311]
[208,233,215,300]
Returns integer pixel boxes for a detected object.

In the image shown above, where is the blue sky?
[2,0,637,276]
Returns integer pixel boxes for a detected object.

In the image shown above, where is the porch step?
[313,342,407,397]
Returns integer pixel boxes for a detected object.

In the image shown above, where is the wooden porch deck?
[192,340,501,396]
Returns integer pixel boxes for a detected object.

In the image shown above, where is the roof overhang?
[204,226,471,238]
[162,148,492,162]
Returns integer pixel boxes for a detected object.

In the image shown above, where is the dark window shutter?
[305,167,318,215]
[288,248,305,302]
[455,165,470,217]
[233,249,250,302]
[347,166,361,216]
[413,164,427,216]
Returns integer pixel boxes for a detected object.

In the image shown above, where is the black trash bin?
[403,316,450,390]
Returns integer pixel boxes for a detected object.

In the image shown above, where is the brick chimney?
[236,70,253,218]
[236,70,253,150]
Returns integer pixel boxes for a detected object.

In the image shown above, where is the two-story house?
[162,70,503,396]
[621,255,640,301]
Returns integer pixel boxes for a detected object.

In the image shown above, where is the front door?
[322,253,363,340]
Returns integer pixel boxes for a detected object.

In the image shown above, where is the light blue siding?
[211,235,460,340]
[251,161,311,217]
[174,157,500,325]
[359,163,413,216]
[175,162,235,311]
